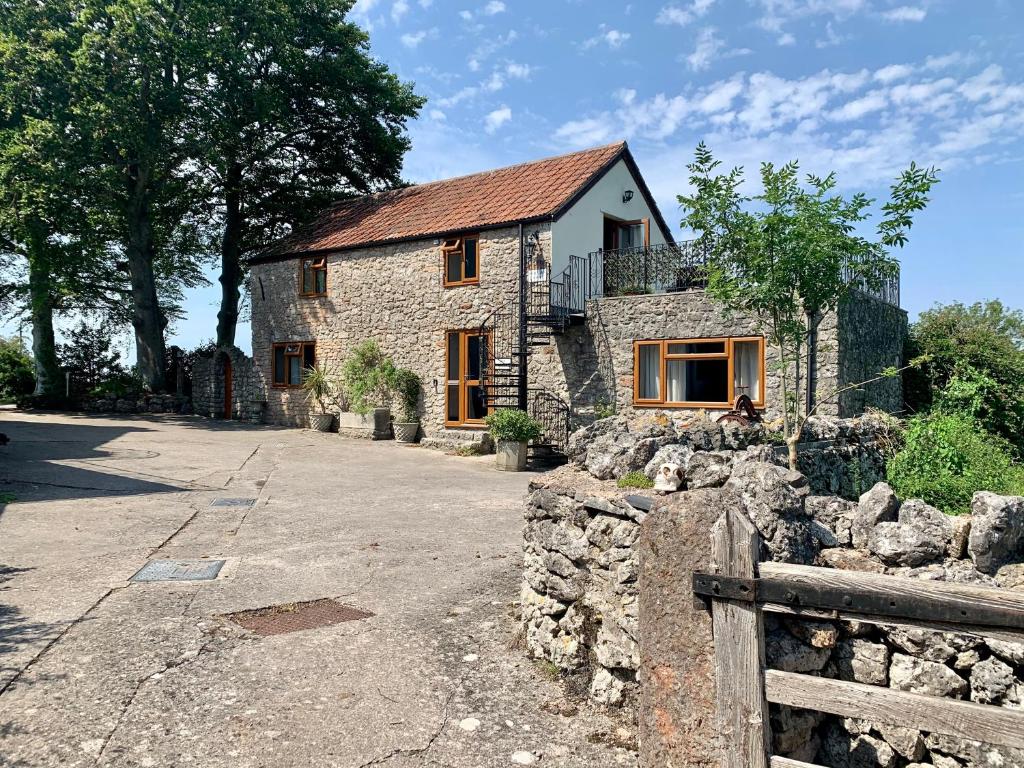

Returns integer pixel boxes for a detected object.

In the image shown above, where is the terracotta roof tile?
[258,142,627,259]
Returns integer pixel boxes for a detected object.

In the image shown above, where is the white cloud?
[350,0,385,28]
[874,64,913,83]
[419,0,433,6]
[776,32,796,46]
[400,29,431,48]
[686,27,725,72]
[553,117,614,147]
[881,6,927,22]
[459,9,473,20]
[484,105,512,134]
[391,0,409,23]
[505,62,533,79]
[483,0,506,15]
[829,91,888,121]
[429,109,446,121]
[583,26,632,50]
[656,0,715,27]
[698,75,744,113]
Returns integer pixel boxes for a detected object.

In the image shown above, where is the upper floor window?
[442,235,479,287]
[603,216,649,251]
[272,341,315,388]
[300,257,327,296]
[634,336,764,408]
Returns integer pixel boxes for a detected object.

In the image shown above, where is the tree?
[0,336,34,401]
[906,300,1024,455]
[678,143,938,468]
[196,0,423,346]
[68,0,212,391]
[58,322,126,395]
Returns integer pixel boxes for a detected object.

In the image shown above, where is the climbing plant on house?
[678,143,939,469]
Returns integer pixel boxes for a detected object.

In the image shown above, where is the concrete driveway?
[0,411,635,768]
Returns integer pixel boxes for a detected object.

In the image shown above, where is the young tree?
[58,321,126,395]
[196,0,423,346]
[0,336,35,401]
[678,143,938,469]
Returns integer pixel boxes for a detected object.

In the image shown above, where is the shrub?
[485,409,542,443]
[302,363,339,414]
[887,411,1024,515]
[392,368,421,422]
[0,337,35,401]
[58,322,126,396]
[617,471,654,489]
[341,341,397,414]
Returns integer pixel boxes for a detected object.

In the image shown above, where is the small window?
[633,337,765,408]
[272,341,315,388]
[442,235,480,287]
[300,257,327,296]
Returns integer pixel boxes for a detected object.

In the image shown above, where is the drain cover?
[224,599,374,636]
[131,559,226,582]
[211,498,256,508]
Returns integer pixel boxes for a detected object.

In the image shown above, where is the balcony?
[592,241,901,307]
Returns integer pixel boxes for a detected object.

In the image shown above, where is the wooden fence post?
[710,506,771,768]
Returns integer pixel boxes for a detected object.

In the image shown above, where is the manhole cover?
[211,498,256,508]
[131,559,226,582]
[223,599,374,636]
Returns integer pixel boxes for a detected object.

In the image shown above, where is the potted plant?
[338,340,396,440]
[392,367,421,443]
[302,363,338,431]
[484,408,543,471]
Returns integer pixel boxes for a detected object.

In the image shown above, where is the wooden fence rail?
[694,507,1024,768]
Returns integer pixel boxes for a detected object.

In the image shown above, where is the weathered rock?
[725,462,814,563]
[969,492,1024,575]
[849,734,897,767]
[868,500,951,567]
[884,627,979,664]
[806,495,857,547]
[876,724,926,762]
[783,618,839,649]
[595,619,639,670]
[819,547,885,572]
[970,655,1015,705]
[835,638,889,685]
[948,515,972,559]
[685,450,734,489]
[643,444,693,480]
[766,628,831,673]
[854,482,900,548]
[590,668,626,706]
[987,638,1024,666]
[926,732,1024,768]
[889,653,968,698]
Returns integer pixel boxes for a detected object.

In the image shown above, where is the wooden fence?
[693,507,1024,768]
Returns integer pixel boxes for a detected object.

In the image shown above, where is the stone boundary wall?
[521,415,1024,767]
[82,393,190,415]
[191,346,266,422]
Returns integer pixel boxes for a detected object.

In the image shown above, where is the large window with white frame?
[633,336,765,408]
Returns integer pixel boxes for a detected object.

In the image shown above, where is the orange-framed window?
[442,235,479,287]
[272,341,315,388]
[300,257,327,296]
[445,329,490,426]
[633,337,765,408]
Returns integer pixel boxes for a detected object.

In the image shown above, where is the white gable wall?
[548,158,670,284]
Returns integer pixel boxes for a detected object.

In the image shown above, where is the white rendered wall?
[549,158,670,282]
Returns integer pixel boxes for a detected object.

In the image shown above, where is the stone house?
[243,141,905,453]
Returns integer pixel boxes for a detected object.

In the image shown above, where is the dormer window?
[300,257,327,296]
[442,235,479,287]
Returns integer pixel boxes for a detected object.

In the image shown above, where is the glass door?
[445,330,490,426]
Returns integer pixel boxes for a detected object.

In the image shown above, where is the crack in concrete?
[356,682,459,767]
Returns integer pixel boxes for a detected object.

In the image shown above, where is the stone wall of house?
[522,416,1024,767]
[248,225,559,433]
[835,291,908,417]
[191,346,266,422]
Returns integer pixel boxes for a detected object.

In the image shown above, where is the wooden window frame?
[632,336,766,409]
[444,329,491,427]
[442,235,480,287]
[603,215,650,249]
[299,257,327,297]
[271,341,316,389]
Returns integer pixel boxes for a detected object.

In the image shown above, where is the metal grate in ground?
[131,559,226,582]
[223,599,374,636]
[210,498,256,508]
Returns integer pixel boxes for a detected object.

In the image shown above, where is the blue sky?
[104,0,1024,356]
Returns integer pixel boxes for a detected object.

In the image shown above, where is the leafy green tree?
[906,300,1024,455]
[58,322,126,395]
[196,0,423,346]
[0,336,34,400]
[678,143,938,468]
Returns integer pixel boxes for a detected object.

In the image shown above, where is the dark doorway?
[222,355,233,419]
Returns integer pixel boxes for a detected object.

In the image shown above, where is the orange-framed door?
[445,330,490,426]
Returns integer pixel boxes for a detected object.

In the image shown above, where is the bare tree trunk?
[26,248,61,396]
[125,163,167,391]
[215,160,243,348]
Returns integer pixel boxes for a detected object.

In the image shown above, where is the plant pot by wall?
[393,422,419,443]
[495,440,528,471]
[337,408,392,440]
[309,412,334,432]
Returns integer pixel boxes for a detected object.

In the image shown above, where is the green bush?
[0,337,34,401]
[485,409,542,443]
[341,340,397,414]
[616,471,654,489]
[887,411,1024,515]
[302,362,339,414]
[392,368,421,422]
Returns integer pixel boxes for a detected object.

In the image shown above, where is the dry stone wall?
[521,415,1024,767]
[191,345,266,422]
